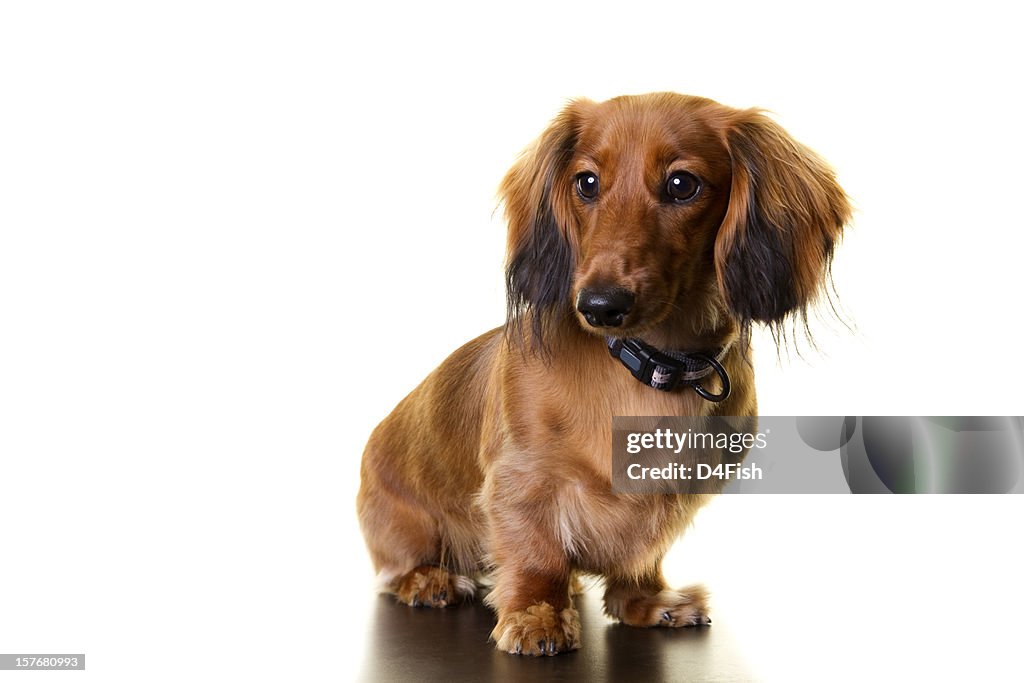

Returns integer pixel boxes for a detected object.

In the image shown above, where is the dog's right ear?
[501,100,588,349]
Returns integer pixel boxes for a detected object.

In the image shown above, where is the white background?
[2,1,1022,681]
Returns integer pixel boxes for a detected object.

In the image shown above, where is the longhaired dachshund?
[357,92,851,656]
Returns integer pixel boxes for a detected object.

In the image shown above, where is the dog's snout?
[576,287,635,328]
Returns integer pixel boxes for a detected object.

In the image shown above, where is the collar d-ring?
[606,338,732,403]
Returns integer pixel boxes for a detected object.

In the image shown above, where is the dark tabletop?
[357,588,756,682]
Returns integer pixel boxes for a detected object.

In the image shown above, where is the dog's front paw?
[492,602,581,656]
[648,585,711,627]
[607,584,712,628]
[655,588,712,627]
[393,565,476,608]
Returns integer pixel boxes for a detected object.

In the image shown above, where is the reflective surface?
[357,589,755,682]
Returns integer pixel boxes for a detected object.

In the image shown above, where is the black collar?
[606,337,732,402]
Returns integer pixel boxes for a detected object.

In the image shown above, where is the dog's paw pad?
[395,566,475,608]
[492,603,581,656]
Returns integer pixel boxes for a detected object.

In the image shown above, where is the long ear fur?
[501,101,586,350]
[716,110,852,336]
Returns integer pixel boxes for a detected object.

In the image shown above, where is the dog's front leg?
[488,565,581,656]
[482,474,582,656]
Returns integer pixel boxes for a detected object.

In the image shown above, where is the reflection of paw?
[394,565,475,608]
[608,584,711,627]
[492,602,581,656]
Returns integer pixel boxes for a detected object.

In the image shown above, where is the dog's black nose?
[576,287,635,328]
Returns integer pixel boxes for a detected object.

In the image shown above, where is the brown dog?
[357,92,850,656]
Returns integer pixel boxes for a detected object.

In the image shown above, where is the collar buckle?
[606,338,732,402]
[607,338,679,391]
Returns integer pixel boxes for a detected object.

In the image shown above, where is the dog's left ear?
[715,110,852,327]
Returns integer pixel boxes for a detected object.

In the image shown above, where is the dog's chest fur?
[484,355,715,575]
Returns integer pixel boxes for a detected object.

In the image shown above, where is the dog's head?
[502,93,851,348]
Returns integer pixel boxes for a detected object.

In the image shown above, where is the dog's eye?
[576,172,600,201]
[665,171,701,202]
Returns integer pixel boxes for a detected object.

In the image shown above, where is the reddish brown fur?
[357,93,851,656]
